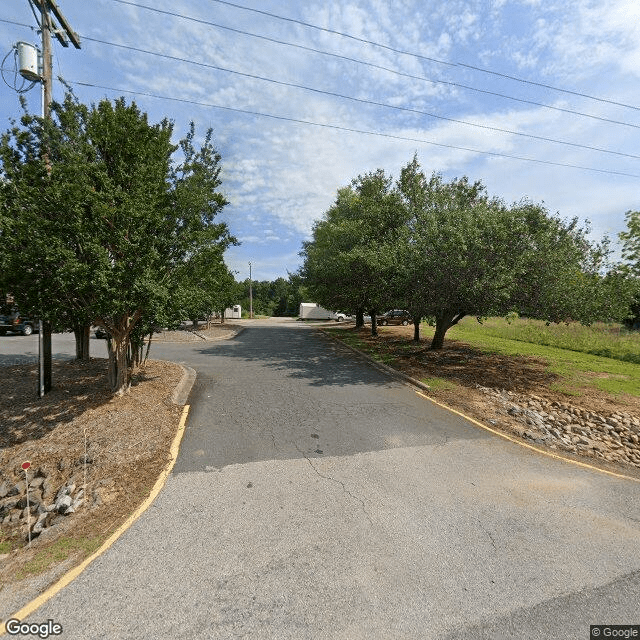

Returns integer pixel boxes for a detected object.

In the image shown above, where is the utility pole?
[31,0,81,397]
[249,262,253,319]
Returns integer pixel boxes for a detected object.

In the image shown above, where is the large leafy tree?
[395,157,632,348]
[617,210,640,328]
[0,94,233,393]
[301,170,408,334]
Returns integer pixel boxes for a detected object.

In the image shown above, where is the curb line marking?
[1,404,191,635]
[413,391,640,483]
[319,327,640,485]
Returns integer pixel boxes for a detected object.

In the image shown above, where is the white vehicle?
[299,303,336,320]
[224,305,242,319]
[334,312,352,322]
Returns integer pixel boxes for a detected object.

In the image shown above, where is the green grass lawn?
[441,317,640,397]
[327,318,640,398]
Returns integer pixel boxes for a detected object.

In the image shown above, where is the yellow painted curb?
[414,391,640,483]
[1,404,191,635]
[320,329,640,484]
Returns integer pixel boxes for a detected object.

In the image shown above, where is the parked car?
[94,326,110,339]
[334,312,352,322]
[0,308,39,336]
[378,309,411,326]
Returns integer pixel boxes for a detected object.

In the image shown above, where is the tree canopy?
[0,94,235,393]
[301,155,632,348]
[300,169,407,333]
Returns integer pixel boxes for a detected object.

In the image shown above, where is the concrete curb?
[171,364,197,406]
[1,386,194,635]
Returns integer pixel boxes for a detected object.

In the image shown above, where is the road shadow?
[0,352,75,367]
[193,325,399,388]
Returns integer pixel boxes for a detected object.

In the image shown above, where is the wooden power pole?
[31,0,81,397]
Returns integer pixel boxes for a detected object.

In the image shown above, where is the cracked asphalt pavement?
[22,319,640,639]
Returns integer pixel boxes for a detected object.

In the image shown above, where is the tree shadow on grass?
[352,331,560,394]
[0,359,113,448]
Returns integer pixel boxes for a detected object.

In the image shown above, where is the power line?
[0,17,35,30]
[67,78,640,179]
[81,35,640,161]
[104,0,640,131]
[199,0,640,113]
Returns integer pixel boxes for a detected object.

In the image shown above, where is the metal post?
[38,320,44,397]
[249,262,253,319]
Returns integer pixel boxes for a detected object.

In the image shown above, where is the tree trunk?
[191,318,199,329]
[142,331,153,365]
[430,312,465,349]
[108,336,130,395]
[430,319,449,349]
[370,310,378,337]
[413,316,421,342]
[355,309,364,328]
[73,323,90,361]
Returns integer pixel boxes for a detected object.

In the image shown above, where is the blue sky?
[1,0,639,282]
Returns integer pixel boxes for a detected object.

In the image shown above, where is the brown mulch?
[0,358,185,618]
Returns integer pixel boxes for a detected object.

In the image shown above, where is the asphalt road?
[8,319,640,639]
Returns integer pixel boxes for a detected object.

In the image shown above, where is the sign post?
[22,461,32,547]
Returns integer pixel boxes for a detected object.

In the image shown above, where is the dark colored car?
[378,309,411,326]
[0,308,39,336]
[94,327,110,339]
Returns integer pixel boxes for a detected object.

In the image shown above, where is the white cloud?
[2,0,638,281]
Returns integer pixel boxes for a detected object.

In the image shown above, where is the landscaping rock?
[475,384,640,468]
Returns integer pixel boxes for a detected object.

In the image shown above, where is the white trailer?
[224,305,242,319]
[299,303,336,320]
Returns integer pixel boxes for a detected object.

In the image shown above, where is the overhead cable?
[103,0,640,130]
[67,78,640,179]
[82,35,640,160]
[197,0,640,112]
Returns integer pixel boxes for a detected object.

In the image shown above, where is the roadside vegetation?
[448,316,640,366]
[444,317,639,397]
[0,93,237,394]
[326,316,640,399]
[300,155,639,351]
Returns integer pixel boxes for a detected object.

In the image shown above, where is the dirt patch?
[333,325,640,415]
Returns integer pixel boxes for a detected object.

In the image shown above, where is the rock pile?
[476,385,640,467]
[0,466,88,543]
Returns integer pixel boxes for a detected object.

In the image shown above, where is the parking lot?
[0,331,108,367]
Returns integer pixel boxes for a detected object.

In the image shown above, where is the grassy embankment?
[327,317,640,398]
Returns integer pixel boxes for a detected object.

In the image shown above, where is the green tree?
[618,210,640,328]
[0,94,233,393]
[301,170,407,335]
[394,157,632,348]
